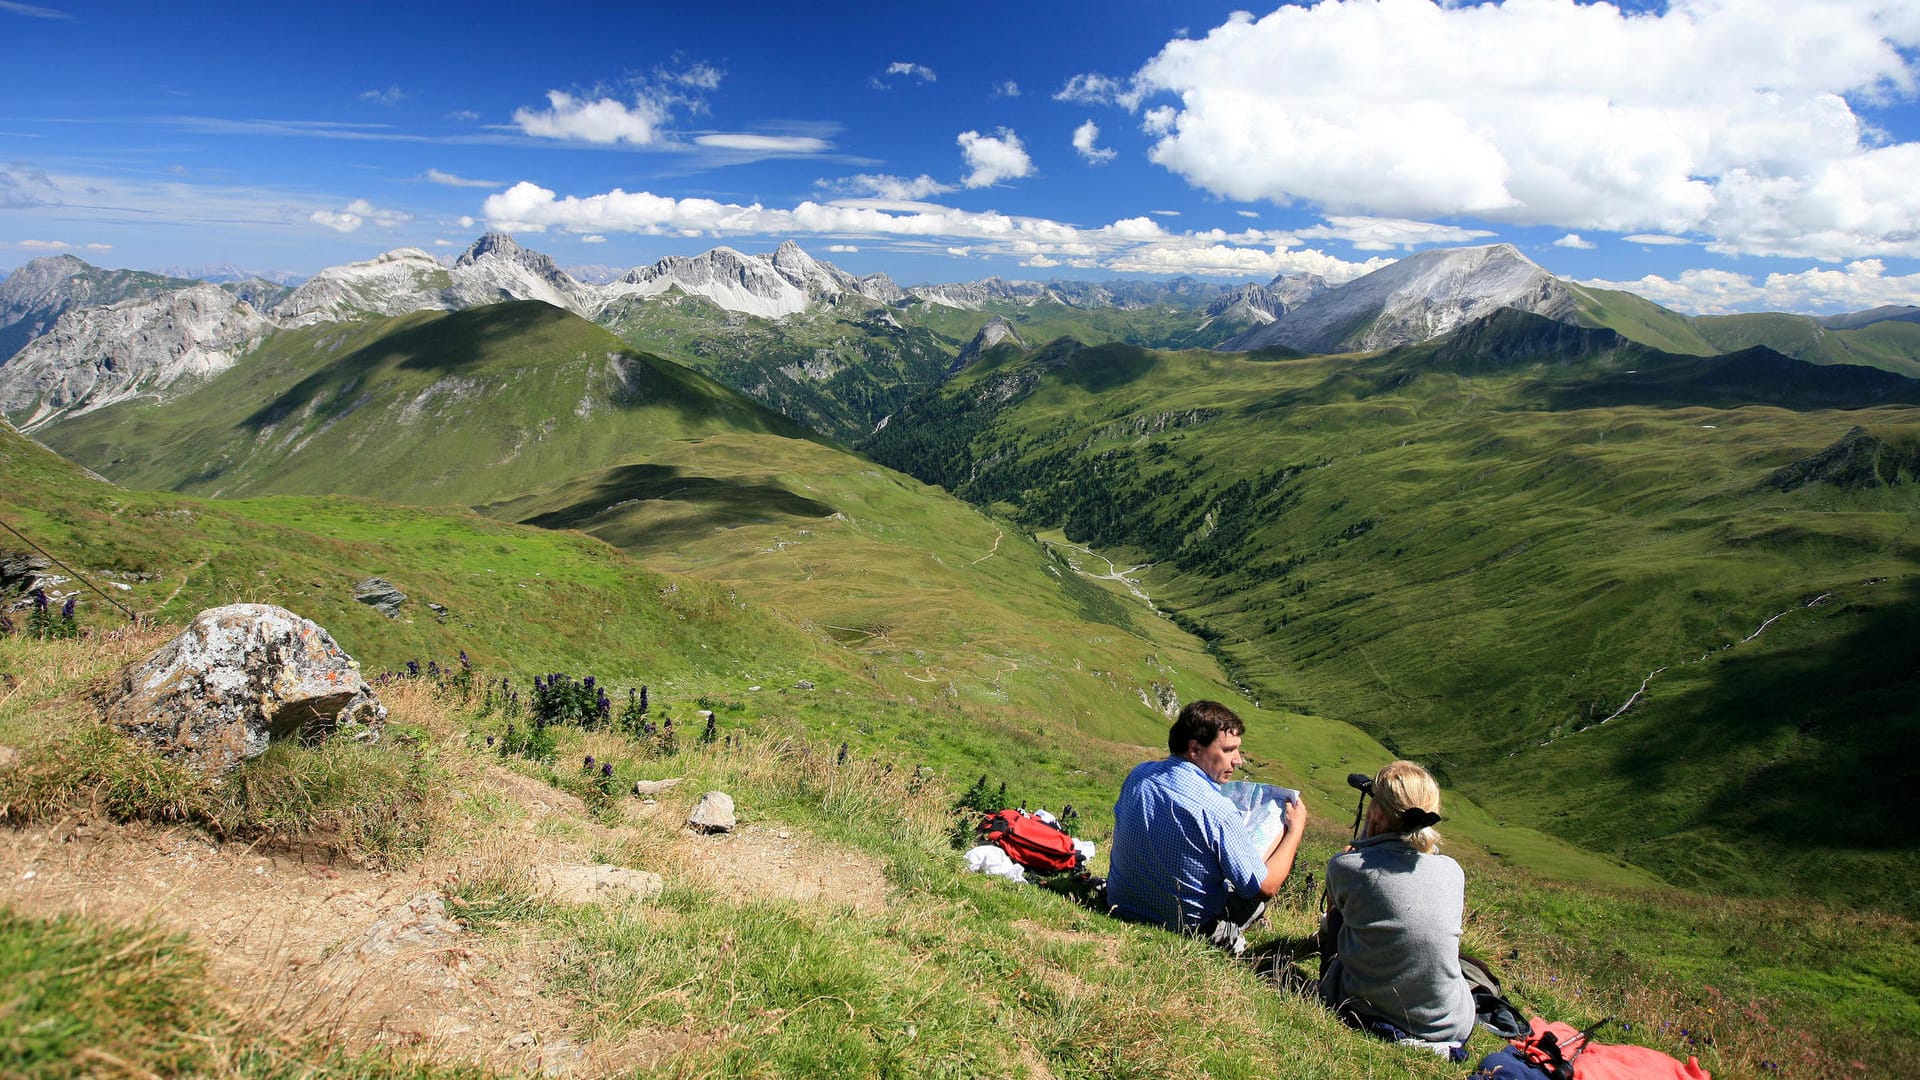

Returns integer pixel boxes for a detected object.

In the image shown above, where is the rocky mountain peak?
[948,315,1027,374]
[453,232,528,267]
[1224,243,1576,355]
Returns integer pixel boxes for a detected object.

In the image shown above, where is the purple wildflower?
[583,675,595,691]
[459,650,471,669]
[61,595,76,619]
[31,588,48,612]
[406,660,420,677]
[601,762,613,778]
[584,754,595,769]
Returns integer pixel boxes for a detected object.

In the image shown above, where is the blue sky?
[3,0,1918,314]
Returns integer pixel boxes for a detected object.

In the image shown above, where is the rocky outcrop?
[352,577,407,618]
[1765,426,1920,492]
[97,604,386,775]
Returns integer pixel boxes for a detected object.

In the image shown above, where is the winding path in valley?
[1040,538,1158,610]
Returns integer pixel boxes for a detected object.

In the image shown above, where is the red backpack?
[978,809,1083,873]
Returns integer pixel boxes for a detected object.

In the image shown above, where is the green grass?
[860,323,1920,912]
[0,910,222,1077]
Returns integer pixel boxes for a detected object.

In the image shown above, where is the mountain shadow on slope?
[1543,345,1920,411]
[1603,571,1920,914]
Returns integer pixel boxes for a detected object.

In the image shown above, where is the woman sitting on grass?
[1319,760,1476,1055]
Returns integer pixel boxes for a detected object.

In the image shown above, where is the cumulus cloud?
[1073,120,1117,165]
[1582,259,1920,315]
[582,234,606,243]
[425,168,501,188]
[359,86,405,106]
[693,133,831,153]
[820,173,957,201]
[957,128,1033,188]
[826,244,859,252]
[514,90,668,145]
[1554,233,1596,250]
[309,198,412,233]
[993,81,1021,98]
[947,246,972,257]
[1293,215,1496,251]
[1129,0,1920,259]
[479,180,1389,280]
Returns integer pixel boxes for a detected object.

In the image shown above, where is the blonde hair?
[1370,760,1444,853]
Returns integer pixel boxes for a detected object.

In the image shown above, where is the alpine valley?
[4,235,1918,1075]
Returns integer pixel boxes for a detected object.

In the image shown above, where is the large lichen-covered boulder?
[97,604,386,775]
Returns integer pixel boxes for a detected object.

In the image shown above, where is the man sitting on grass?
[1105,700,1308,954]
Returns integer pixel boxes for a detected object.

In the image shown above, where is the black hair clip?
[1400,807,1443,830]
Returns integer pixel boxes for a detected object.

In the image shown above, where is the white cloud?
[1293,215,1496,252]
[1554,233,1596,250]
[827,244,859,252]
[308,198,412,233]
[693,133,831,153]
[667,62,723,91]
[1025,254,1061,268]
[957,128,1033,188]
[359,86,405,106]
[947,246,972,257]
[1073,120,1117,165]
[1623,234,1695,246]
[993,81,1021,98]
[514,90,667,145]
[445,110,480,122]
[1581,259,1920,315]
[878,61,937,86]
[582,234,606,243]
[457,215,475,229]
[1130,0,1920,259]
[1236,210,1260,219]
[432,239,457,247]
[17,239,68,249]
[1055,72,1134,106]
[84,242,111,251]
[820,173,957,201]
[480,180,1387,280]
[1151,209,1181,217]
[425,168,501,188]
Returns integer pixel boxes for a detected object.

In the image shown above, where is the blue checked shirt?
[1105,757,1268,931]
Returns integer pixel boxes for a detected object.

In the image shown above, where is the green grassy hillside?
[598,290,957,443]
[1569,282,1920,377]
[862,313,1920,913]
[6,408,1916,1076]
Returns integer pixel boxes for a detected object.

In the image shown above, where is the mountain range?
[10,234,1920,440]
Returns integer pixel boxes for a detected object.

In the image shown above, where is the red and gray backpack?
[978,809,1083,873]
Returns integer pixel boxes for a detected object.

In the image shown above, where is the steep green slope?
[41,302,822,505]
[599,290,956,443]
[1569,282,1920,377]
[862,312,1920,912]
[1696,311,1920,378]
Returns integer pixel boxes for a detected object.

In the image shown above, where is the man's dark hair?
[1168,700,1244,756]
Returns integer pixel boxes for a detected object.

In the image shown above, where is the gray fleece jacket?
[1319,834,1476,1044]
